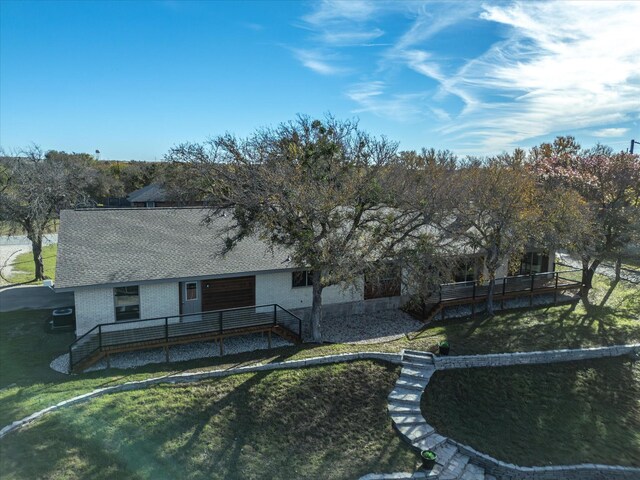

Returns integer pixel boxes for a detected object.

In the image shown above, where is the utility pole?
[631,139,639,154]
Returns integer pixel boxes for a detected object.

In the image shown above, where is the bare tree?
[0,147,96,281]
[166,116,431,341]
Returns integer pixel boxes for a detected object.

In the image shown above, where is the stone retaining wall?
[429,344,640,479]
[434,344,640,370]
[0,351,401,440]
[451,441,640,480]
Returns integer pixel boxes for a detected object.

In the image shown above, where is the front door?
[181,281,201,318]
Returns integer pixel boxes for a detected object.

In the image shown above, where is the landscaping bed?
[421,356,640,467]
[0,361,416,480]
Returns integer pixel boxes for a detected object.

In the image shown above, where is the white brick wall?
[75,286,116,335]
[74,282,180,336]
[255,271,363,310]
[139,283,179,319]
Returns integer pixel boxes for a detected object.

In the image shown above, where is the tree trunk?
[582,258,601,291]
[31,235,45,281]
[310,270,323,343]
[486,274,495,316]
[615,255,622,281]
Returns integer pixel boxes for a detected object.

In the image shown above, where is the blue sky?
[1,0,639,160]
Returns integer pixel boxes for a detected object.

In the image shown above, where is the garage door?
[201,276,256,311]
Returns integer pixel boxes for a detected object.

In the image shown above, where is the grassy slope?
[421,357,640,467]
[0,361,417,480]
[6,244,57,284]
[0,274,638,427]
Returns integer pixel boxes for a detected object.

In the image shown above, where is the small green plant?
[421,450,437,461]
[439,340,449,348]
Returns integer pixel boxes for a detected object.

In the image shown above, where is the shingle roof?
[126,183,168,203]
[55,208,293,289]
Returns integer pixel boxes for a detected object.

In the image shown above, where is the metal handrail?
[68,304,303,371]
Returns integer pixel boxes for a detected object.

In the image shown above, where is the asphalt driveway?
[0,285,73,313]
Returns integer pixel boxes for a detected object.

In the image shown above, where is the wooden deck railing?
[68,304,302,372]
[423,269,582,320]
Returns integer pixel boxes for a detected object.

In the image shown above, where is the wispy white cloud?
[292,49,348,76]
[346,81,426,122]
[303,0,377,25]
[592,127,630,138]
[440,1,640,152]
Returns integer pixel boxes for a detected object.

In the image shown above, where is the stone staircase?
[386,350,497,480]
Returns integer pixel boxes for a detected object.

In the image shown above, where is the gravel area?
[557,252,640,284]
[50,333,292,374]
[319,310,424,344]
[435,292,579,321]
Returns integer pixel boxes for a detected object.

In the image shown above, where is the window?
[114,286,140,321]
[292,270,314,288]
[145,201,155,208]
[186,282,197,300]
[518,252,549,275]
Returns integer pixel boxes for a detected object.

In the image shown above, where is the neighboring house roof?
[126,183,168,203]
[55,208,293,289]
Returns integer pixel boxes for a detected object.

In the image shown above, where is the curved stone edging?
[388,344,640,480]
[0,351,401,440]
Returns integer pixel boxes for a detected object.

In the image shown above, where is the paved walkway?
[0,285,74,312]
[382,348,640,480]
[386,350,496,480]
[0,234,58,285]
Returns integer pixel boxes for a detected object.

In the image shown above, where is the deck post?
[164,317,169,343]
[164,345,169,363]
[106,353,111,369]
[268,330,272,348]
[219,311,223,335]
[273,304,277,326]
[530,274,535,306]
[554,272,559,305]
[471,284,476,318]
[219,337,224,356]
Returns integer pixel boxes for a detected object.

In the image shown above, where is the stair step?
[397,374,430,389]
[412,432,447,451]
[395,379,426,391]
[432,442,458,466]
[402,353,434,365]
[460,463,485,480]
[388,388,422,404]
[390,414,425,426]
[439,453,470,480]
[403,349,433,357]
[396,423,435,443]
[388,403,422,415]
[401,367,434,379]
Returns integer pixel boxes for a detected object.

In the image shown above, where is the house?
[127,183,205,208]
[55,207,401,337]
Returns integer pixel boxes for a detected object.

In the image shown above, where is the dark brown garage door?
[201,276,256,311]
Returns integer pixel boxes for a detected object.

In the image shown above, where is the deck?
[422,269,583,321]
[68,304,303,373]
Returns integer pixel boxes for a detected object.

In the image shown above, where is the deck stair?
[68,304,303,373]
[387,350,496,479]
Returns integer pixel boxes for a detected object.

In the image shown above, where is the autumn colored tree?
[441,156,543,315]
[530,138,640,288]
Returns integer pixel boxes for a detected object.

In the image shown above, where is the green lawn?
[421,357,640,467]
[0,361,417,480]
[6,244,57,284]
[0,274,638,428]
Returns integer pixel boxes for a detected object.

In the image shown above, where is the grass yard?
[6,244,57,284]
[421,357,640,467]
[0,361,417,480]
[0,273,638,428]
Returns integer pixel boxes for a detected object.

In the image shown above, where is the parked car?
[48,307,75,331]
